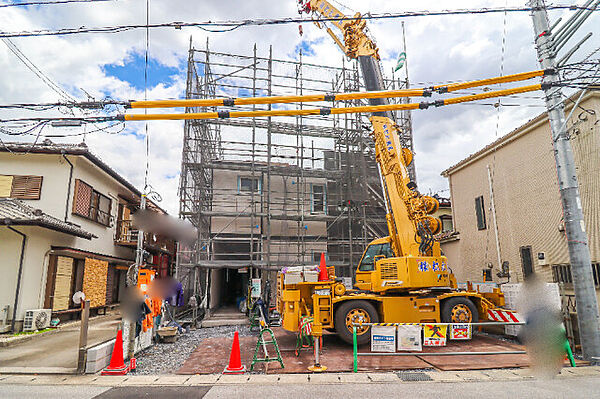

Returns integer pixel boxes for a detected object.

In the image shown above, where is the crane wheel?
[441,297,479,324]
[335,300,379,345]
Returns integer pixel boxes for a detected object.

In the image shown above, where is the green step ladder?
[250,327,284,371]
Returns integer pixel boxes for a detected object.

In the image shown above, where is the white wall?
[0,226,76,323]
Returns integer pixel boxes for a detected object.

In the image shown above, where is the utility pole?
[529,0,600,362]
[127,191,146,361]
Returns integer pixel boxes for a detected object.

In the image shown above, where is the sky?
[0,0,598,215]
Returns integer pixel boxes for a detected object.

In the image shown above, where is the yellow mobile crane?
[273,0,507,345]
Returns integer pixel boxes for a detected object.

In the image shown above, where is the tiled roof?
[0,198,95,239]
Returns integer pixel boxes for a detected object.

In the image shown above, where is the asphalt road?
[0,377,597,399]
[0,313,121,368]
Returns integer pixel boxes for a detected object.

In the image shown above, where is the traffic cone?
[318,252,328,281]
[223,331,246,374]
[101,329,130,375]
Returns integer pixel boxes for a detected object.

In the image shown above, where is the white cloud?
[1,0,598,213]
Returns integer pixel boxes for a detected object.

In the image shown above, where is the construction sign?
[450,324,472,340]
[397,325,422,351]
[423,324,447,347]
[371,325,396,352]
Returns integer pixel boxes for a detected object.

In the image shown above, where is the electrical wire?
[0,0,115,8]
[2,38,75,102]
[0,4,597,38]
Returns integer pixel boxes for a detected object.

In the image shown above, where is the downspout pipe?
[8,225,27,333]
[62,152,74,222]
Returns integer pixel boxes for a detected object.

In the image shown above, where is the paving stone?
[278,374,310,384]
[247,374,280,384]
[185,374,221,385]
[308,373,341,383]
[481,369,523,381]
[511,368,535,379]
[120,375,159,385]
[0,375,37,384]
[152,375,191,385]
[424,372,462,382]
[29,375,69,385]
[557,368,577,378]
[216,374,250,384]
[454,371,492,381]
[90,375,129,385]
[367,373,400,382]
[61,375,99,385]
[338,373,371,383]
[568,367,600,376]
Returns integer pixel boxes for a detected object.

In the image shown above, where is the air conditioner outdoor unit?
[23,309,51,331]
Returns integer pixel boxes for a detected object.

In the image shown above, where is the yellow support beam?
[127,69,549,110]
[122,83,543,122]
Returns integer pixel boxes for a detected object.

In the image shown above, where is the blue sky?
[103,53,183,92]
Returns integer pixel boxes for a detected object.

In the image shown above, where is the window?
[520,246,534,279]
[483,269,492,282]
[311,184,326,213]
[553,263,600,287]
[72,179,112,226]
[239,177,260,193]
[358,243,394,271]
[552,264,573,284]
[475,195,486,230]
[440,215,453,232]
[0,174,43,199]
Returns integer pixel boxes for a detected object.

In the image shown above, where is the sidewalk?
[0,366,599,386]
[0,312,121,373]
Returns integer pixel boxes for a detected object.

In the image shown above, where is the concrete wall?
[210,168,327,239]
[442,93,600,285]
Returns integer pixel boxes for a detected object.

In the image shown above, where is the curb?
[1,367,599,386]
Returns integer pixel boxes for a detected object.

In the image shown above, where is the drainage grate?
[397,372,433,382]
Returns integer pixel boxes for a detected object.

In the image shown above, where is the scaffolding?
[177,39,412,309]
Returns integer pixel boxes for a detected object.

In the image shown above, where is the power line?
[0,0,115,8]
[2,38,75,101]
[0,4,598,38]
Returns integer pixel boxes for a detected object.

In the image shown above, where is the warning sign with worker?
[450,324,472,340]
[397,325,422,351]
[423,324,447,346]
[371,325,396,352]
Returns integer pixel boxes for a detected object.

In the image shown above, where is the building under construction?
[176,41,413,312]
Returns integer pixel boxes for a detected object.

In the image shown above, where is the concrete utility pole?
[529,0,600,362]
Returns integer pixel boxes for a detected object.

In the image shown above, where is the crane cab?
[355,237,453,293]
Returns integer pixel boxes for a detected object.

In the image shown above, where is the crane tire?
[335,300,379,345]
[441,297,479,324]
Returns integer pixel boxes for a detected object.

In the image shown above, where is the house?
[205,161,328,310]
[440,91,600,298]
[0,141,174,332]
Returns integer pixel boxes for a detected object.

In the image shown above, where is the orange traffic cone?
[318,252,328,281]
[101,329,130,375]
[223,331,246,374]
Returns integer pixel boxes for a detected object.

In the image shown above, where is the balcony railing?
[114,219,139,245]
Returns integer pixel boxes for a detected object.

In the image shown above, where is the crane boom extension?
[300,0,397,119]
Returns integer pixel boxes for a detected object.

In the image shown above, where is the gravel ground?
[134,325,255,375]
